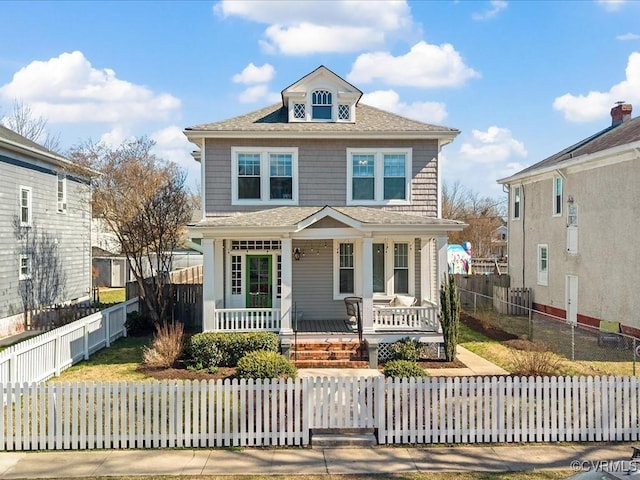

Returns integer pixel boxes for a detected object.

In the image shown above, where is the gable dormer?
[281,65,362,123]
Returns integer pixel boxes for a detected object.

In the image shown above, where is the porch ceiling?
[190,205,466,238]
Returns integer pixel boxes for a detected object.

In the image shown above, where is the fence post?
[528,307,533,341]
[8,352,16,383]
[571,323,575,361]
[83,320,89,361]
[104,309,111,348]
[473,292,477,315]
[634,338,637,377]
[54,332,61,377]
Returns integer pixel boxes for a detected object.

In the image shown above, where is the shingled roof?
[500,114,640,182]
[184,103,459,138]
[192,206,465,230]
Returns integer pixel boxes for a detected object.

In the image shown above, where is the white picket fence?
[0,299,137,384]
[2,375,639,450]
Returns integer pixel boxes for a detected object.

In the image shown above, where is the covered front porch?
[192,206,464,367]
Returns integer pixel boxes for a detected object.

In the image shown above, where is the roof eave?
[183,129,460,141]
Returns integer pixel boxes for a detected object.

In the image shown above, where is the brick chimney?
[611,103,632,126]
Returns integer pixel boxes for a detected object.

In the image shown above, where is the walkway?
[0,443,635,477]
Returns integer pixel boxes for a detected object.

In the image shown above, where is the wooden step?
[293,359,370,368]
[293,341,361,352]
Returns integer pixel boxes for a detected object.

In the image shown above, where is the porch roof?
[190,206,465,237]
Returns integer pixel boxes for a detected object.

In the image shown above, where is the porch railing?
[372,302,440,332]
[214,308,281,332]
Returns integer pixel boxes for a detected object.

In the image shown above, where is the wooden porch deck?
[293,318,356,334]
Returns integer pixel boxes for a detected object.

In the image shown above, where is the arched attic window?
[312,89,332,120]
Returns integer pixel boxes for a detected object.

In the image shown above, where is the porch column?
[202,238,216,331]
[214,240,224,307]
[361,236,374,335]
[420,238,434,304]
[436,235,449,306]
[280,237,293,336]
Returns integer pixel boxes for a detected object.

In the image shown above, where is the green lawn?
[95,287,126,305]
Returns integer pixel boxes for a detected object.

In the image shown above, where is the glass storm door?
[246,255,272,308]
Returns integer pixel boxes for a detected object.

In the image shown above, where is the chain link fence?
[458,288,640,374]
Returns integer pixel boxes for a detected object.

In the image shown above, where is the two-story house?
[498,103,640,336]
[185,66,464,366]
[0,125,92,336]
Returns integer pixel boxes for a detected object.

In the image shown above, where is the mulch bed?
[138,312,511,379]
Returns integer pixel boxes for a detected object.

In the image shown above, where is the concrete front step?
[311,428,378,448]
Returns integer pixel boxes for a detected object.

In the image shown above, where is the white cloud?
[233,63,275,84]
[237,85,280,104]
[596,0,626,11]
[459,126,527,164]
[472,0,508,21]
[100,126,131,147]
[553,52,640,122]
[0,51,180,125]
[214,0,414,55]
[617,32,640,41]
[361,90,447,124]
[151,125,200,190]
[348,41,480,88]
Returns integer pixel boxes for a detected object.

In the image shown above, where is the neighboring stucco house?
[184,66,464,365]
[0,125,92,336]
[498,103,640,335]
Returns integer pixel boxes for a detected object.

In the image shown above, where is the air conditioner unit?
[57,201,67,212]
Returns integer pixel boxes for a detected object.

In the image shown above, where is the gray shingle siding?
[204,138,440,217]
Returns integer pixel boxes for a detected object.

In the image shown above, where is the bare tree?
[68,137,193,324]
[442,181,506,258]
[14,219,66,328]
[2,100,61,152]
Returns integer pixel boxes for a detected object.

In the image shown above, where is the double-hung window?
[232,147,298,205]
[393,243,409,294]
[553,176,562,216]
[57,173,67,213]
[19,255,31,280]
[338,243,355,295]
[20,186,32,226]
[512,185,521,220]
[312,89,332,120]
[347,148,411,205]
[537,244,548,286]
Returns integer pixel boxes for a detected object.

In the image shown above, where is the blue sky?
[1,0,640,201]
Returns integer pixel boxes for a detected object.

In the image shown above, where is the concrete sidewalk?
[0,443,635,478]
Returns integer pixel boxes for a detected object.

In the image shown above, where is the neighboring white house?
[498,103,640,336]
[184,66,465,365]
[0,125,92,336]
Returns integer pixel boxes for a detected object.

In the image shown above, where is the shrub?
[125,311,155,336]
[235,350,297,379]
[389,337,422,362]
[186,332,279,370]
[383,360,428,378]
[509,341,563,376]
[440,274,460,362]
[142,321,185,368]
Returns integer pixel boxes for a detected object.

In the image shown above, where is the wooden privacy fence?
[2,375,639,450]
[493,286,532,316]
[126,283,202,332]
[170,265,203,284]
[27,304,103,331]
[0,299,137,385]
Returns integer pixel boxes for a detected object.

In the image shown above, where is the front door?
[246,255,272,308]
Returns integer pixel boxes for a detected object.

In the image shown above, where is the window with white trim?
[373,243,385,293]
[393,243,409,294]
[232,147,298,205]
[567,205,578,255]
[20,186,32,226]
[293,103,305,119]
[312,89,332,120]
[553,176,562,216]
[512,185,521,220]
[537,244,548,286]
[19,255,31,280]
[338,242,355,295]
[338,104,350,120]
[57,173,67,213]
[347,148,411,205]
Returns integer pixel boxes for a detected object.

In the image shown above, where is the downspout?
[521,184,526,288]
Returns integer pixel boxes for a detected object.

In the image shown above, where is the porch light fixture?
[293,248,302,261]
